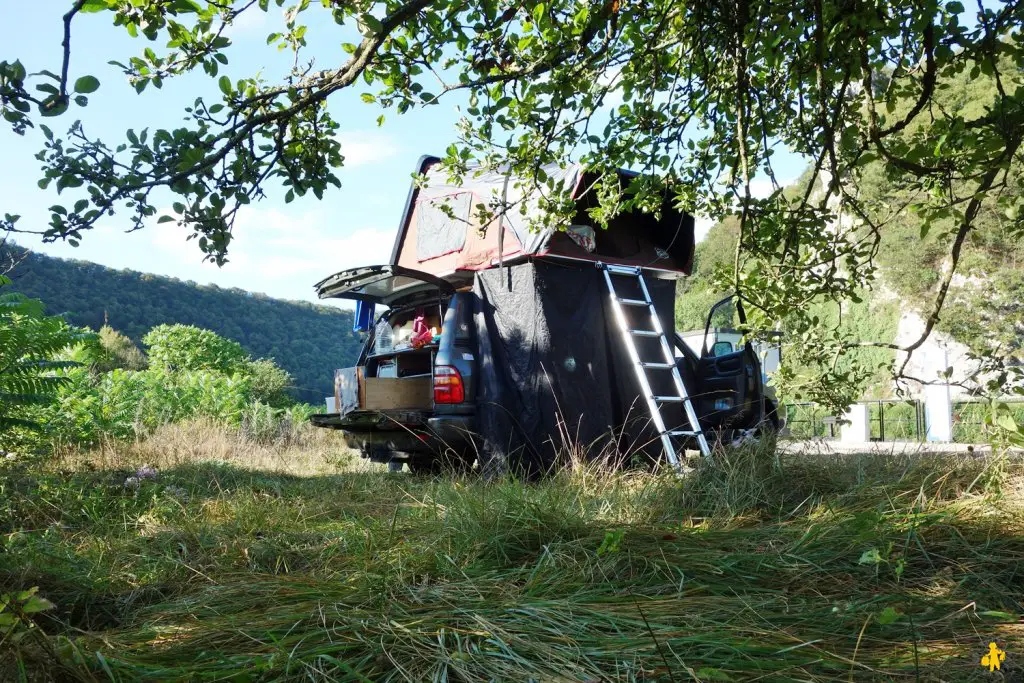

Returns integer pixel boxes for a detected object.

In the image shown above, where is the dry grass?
[52,418,370,476]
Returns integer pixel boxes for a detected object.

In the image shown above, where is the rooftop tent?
[389,156,696,278]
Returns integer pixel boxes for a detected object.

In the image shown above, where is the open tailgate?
[315,264,454,307]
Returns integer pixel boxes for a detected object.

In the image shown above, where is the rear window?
[454,294,474,340]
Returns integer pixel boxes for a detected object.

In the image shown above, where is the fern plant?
[0,275,84,435]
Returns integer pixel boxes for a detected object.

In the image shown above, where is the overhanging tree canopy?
[1,0,1022,407]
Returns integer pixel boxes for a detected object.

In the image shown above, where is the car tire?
[409,450,474,476]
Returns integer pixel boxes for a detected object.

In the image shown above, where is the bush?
[94,325,147,372]
[953,400,1024,444]
[144,324,248,374]
[46,367,251,447]
[244,358,293,408]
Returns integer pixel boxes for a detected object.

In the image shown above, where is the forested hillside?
[1,243,362,402]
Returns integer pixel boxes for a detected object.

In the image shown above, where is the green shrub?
[245,358,293,408]
[94,325,148,372]
[144,324,248,374]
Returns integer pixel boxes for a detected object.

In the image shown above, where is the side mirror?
[711,340,734,357]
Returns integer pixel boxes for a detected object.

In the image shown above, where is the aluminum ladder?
[600,264,712,465]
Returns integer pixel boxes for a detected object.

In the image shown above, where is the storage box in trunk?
[335,366,433,415]
[362,376,432,411]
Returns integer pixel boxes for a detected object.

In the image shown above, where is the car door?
[676,296,765,432]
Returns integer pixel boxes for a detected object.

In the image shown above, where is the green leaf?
[168,0,200,12]
[157,215,176,224]
[877,607,900,625]
[996,413,1019,433]
[74,75,100,94]
[23,595,55,614]
[39,96,69,117]
[80,0,113,12]
[218,75,232,96]
[858,548,884,565]
[359,13,383,35]
[533,3,546,25]
[979,610,1016,621]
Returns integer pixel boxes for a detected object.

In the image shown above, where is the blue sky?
[0,3,805,305]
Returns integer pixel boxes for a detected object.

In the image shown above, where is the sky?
[0,3,806,306]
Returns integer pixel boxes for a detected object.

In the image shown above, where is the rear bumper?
[310,411,477,461]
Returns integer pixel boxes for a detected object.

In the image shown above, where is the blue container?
[353,300,375,332]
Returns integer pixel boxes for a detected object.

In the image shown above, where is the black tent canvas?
[472,259,678,474]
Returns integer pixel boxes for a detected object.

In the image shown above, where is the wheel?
[407,458,442,475]
[408,450,475,476]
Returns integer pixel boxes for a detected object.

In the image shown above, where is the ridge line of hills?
[2,242,362,403]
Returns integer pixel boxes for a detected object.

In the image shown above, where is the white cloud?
[224,6,271,37]
[748,176,797,199]
[211,205,394,303]
[336,130,401,168]
[19,205,394,306]
[694,216,715,242]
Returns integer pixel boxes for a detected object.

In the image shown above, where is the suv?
[312,266,777,471]
[310,265,479,473]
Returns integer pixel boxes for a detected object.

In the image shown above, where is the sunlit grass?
[2,423,1022,681]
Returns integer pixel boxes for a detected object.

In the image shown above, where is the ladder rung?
[601,263,711,462]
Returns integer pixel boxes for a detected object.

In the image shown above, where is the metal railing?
[784,399,924,442]
[783,403,837,439]
[864,399,925,442]
[951,398,1024,443]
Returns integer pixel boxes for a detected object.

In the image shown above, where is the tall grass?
[53,415,358,476]
[2,425,1022,681]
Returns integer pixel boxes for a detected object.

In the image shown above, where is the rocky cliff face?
[892,309,980,398]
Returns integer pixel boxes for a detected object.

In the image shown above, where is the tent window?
[417,192,471,261]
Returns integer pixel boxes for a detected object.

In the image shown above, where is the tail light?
[433,365,465,404]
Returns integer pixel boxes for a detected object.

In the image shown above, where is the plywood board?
[335,366,364,416]
[363,376,433,411]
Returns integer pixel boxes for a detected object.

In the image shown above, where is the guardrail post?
[840,404,871,443]
[925,383,953,442]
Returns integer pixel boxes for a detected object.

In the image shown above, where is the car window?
[455,294,473,340]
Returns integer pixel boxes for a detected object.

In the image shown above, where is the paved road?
[778,438,1012,456]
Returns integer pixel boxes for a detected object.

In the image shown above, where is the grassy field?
[2,423,1023,681]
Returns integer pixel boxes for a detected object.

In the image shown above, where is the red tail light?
[433,365,465,404]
